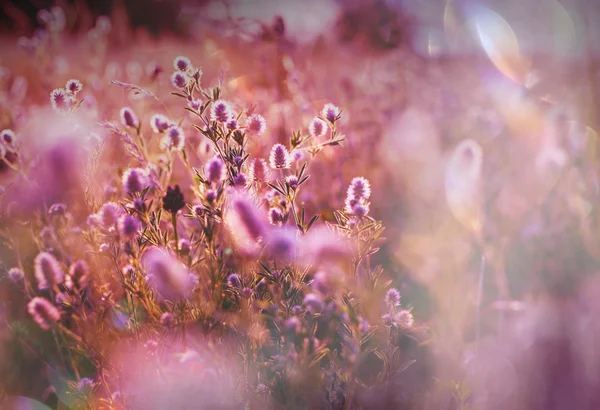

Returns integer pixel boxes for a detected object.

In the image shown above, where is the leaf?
[1,397,53,410]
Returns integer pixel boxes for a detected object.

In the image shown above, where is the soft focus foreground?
[0,1,599,409]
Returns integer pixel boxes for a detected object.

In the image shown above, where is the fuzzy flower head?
[188,99,202,112]
[205,156,226,184]
[226,118,239,131]
[264,227,299,262]
[150,114,170,133]
[65,79,82,95]
[233,173,247,187]
[118,215,141,240]
[322,103,341,123]
[143,247,191,301]
[246,114,266,135]
[1,129,16,147]
[28,297,61,330]
[171,72,189,89]
[69,260,90,289]
[50,88,71,111]
[160,125,185,151]
[269,144,291,169]
[122,168,148,195]
[225,193,267,255]
[394,310,414,329]
[248,158,269,182]
[268,207,284,225]
[173,56,191,72]
[120,107,139,129]
[385,288,401,308]
[99,202,123,227]
[303,293,325,314]
[34,251,65,290]
[347,177,371,201]
[8,267,24,283]
[163,185,185,214]
[309,117,326,138]
[211,100,232,123]
[160,312,175,328]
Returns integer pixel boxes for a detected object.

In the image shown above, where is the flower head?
[0,129,16,147]
[163,185,185,214]
[211,100,232,123]
[65,79,82,95]
[150,114,170,133]
[28,297,61,330]
[394,310,414,329]
[50,88,70,111]
[120,107,139,129]
[322,103,341,123]
[248,158,269,182]
[385,288,401,308]
[269,144,291,169]
[160,125,185,151]
[246,114,266,135]
[233,173,247,187]
[173,56,191,72]
[34,251,65,290]
[268,207,284,225]
[143,247,191,301]
[303,293,324,314]
[226,118,239,131]
[171,72,189,89]
[160,312,175,328]
[309,117,326,138]
[99,202,123,227]
[205,156,226,184]
[69,260,90,289]
[188,99,202,111]
[122,168,148,195]
[118,214,141,240]
[8,267,24,283]
[347,177,371,201]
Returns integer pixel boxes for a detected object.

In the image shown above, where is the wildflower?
[192,205,204,216]
[122,168,148,195]
[227,273,242,288]
[284,316,301,333]
[173,56,191,72]
[120,107,139,129]
[285,175,299,190]
[211,100,232,123]
[160,312,175,328]
[347,177,371,201]
[160,125,185,152]
[309,117,326,138]
[118,215,141,240]
[163,185,185,214]
[77,378,95,395]
[322,103,341,123]
[171,72,188,89]
[150,114,170,133]
[248,158,269,182]
[385,288,401,308]
[143,247,191,301]
[233,173,247,187]
[188,99,202,111]
[241,287,253,298]
[50,88,70,111]
[65,79,82,95]
[382,313,394,326]
[0,129,15,147]
[48,203,67,217]
[394,310,414,329]
[303,293,324,314]
[69,260,90,289]
[28,297,61,330]
[8,267,24,283]
[268,207,284,225]
[351,201,370,217]
[246,114,266,135]
[99,202,123,227]
[230,196,265,241]
[205,156,226,184]
[227,118,239,131]
[269,144,291,169]
[34,252,65,290]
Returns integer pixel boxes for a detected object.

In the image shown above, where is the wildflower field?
[0,1,599,409]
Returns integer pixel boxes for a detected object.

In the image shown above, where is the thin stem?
[475,252,486,350]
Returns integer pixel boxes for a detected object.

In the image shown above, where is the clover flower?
[122,168,148,195]
[98,202,123,227]
[322,103,341,123]
[171,72,189,89]
[394,310,414,329]
[34,251,65,290]
[65,79,82,95]
[246,114,266,135]
[211,100,232,123]
[143,247,191,301]
[120,107,139,129]
[227,273,242,288]
[160,125,185,152]
[163,185,185,214]
[268,207,284,225]
[150,114,170,133]
[160,312,175,328]
[303,293,325,314]
[205,156,226,184]
[248,158,269,182]
[0,129,16,147]
[233,173,248,187]
[69,260,90,289]
[269,144,291,169]
[309,117,326,138]
[347,177,371,201]
[188,99,202,111]
[8,267,24,283]
[173,56,191,72]
[50,88,70,111]
[28,297,61,330]
[118,215,141,240]
[385,288,401,308]
[227,118,239,131]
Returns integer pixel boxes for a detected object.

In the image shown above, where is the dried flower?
[118,215,141,240]
[122,168,148,195]
[163,185,185,214]
[65,79,82,95]
[143,247,191,301]
[309,117,326,138]
[322,103,341,123]
[246,114,266,135]
[120,107,139,129]
[171,72,189,89]
[150,114,170,133]
[34,251,65,290]
[248,158,269,182]
[173,56,191,72]
[211,100,232,123]
[160,125,185,151]
[28,297,61,330]
[385,288,401,307]
[205,156,226,184]
[269,144,291,169]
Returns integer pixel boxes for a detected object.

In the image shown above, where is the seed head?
[28,297,61,330]
[269,144,291,169]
